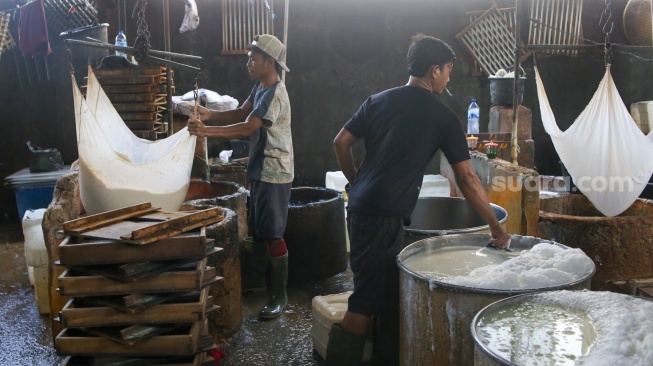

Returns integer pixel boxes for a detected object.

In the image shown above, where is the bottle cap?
[471,98,476,103]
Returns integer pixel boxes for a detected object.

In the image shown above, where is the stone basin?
[537,194,653,290]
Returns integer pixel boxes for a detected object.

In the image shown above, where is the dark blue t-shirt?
[344,85,469,222]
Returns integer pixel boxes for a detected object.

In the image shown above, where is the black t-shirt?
[344,85,469,222]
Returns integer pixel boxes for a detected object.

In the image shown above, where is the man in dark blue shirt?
[326,34,511,365]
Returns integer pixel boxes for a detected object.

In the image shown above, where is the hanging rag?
[73,66,197,214]
[535,66,653,216]
[179,0,199,33]
[18,0,51,57]
[0,12,15,60]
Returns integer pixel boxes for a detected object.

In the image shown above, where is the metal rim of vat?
[404,197,509,236]
[396,233,596,296]
[469,291,653,366]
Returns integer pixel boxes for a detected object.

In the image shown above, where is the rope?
[599,0,614,66]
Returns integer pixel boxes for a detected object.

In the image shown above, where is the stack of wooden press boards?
[54,203,223,366]
[93,67,172,141]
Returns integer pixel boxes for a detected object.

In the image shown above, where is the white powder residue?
[447,243,594,290]
[534,291,653,366]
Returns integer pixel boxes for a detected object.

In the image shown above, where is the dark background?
[1,0,650,224]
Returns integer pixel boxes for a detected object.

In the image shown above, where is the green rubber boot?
[325,323,366,366]
[259,253,288,320]
[240,237,269,293]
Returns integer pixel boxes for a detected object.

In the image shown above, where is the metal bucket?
[397,234,595,366]
[404,197,508,244]
[489,76,526,105]
[471,291,653,366]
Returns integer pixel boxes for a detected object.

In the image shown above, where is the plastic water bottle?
[115,30,127,57]
[467,98,480,134]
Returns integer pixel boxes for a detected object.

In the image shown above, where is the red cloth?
[18,0,51,57]
[208,349,226,365]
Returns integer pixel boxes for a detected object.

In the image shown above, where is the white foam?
[442,243,594,290]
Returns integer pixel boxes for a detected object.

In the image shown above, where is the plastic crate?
[14,185,55,222]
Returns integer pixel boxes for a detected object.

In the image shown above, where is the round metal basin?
[405,197,508,244]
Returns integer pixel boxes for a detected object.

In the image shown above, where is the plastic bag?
[179,0,200,33]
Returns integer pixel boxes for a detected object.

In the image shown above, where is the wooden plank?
[59,290,214,327]
[114,103,166,113]
[69,209,220,245]
[60,250,218,282]
[61,354,205,366]
[55,321,201,356]
[58,262,221,297]
[79,324,180,345]
[121,208,222,243]
[93,67,166,77]
[57,231,214,266]
[96,75,168,85]
[84,292,190,313]
[122,114,163,123]
[63,203,158,234]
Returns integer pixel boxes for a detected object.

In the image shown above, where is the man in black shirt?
[326,34,511,365]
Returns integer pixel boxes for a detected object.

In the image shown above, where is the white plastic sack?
[74,67,196,214]
[179,0,199,33]
[535,66,653,216]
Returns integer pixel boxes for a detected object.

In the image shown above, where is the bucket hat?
[252,34,289,72]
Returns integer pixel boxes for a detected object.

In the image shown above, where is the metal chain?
[132,0,151,62]
[599,0,613,65]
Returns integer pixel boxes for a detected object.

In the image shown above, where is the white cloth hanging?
[73,66,197,214]
[179,0,199,34]
[535,66,653,216]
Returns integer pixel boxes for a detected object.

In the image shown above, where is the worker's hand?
[194,105,213,122]
[488,226,511,249]
[187,115,206,137]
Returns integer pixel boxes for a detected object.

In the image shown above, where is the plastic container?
[21,208,50,315]
[115,30,127,57]
[311,291,372,361]
[467,99,480,134]
[15,185,55,223]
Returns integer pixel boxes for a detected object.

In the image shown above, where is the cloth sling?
[73,67,196,214]
[535,66,653,216]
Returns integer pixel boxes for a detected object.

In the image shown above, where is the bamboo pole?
[511,0,522,165]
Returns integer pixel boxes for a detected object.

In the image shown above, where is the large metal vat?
[285,187,347,284]
[538,195,653,290]
[405,197,508,244]
[471,291,653,366]
[397,234,595,366]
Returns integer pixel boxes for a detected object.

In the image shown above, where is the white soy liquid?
[476,301,597,366]
[402,246,513,279]
[80,160,189,214]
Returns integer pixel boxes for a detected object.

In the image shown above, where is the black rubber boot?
[325,323,366,366]
[259,253,288,319]
[240,237,269,293]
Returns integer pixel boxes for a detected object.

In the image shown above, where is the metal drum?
[471,291,653,366]
[405,197,508,244]
[397,234,595,366]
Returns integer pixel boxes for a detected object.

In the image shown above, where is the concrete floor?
[0,227,353,366]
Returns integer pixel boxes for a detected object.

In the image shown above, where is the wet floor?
[0,227,353,366]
